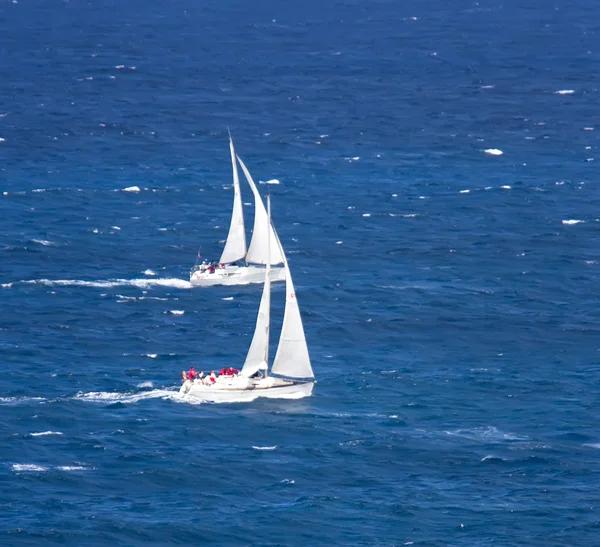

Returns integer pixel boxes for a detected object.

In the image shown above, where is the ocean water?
[1,0,600,544]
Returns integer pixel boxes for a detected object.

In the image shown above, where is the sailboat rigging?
[189,136,286,286]
[180,195,315,402]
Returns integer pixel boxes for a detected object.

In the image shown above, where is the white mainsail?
[237,155,285,266]
[241,196,272,378]
[240,272,270,378]
[270,254,314,380]
[219,138,247,264]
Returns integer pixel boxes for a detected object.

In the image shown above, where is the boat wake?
[2,277,193,290]
[74,388,183,404]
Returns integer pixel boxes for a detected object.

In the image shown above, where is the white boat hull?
[190,264,285,286]
[180,375,314,403]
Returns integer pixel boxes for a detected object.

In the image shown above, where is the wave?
[252,445,278,450]
[444,426,528,443]
[30,239,57,247]
[75,388,181,404]
[29,431,63,437]
[7,277,193,290]
[12,463,92,473]
[0,396,47,405]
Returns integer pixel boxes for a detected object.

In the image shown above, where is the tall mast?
[264,194,272,377]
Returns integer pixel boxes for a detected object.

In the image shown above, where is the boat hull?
[180,376,314,403]
[190,264,285,286]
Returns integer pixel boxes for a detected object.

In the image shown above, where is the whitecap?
[169,310,185,315]
[484,148,503,156]
[143,269,157,276]
[12,464,48,472]
[555,89,575,95]
[1,283,13,288]
[111,226,121,231]
[122,185,141,193]
[222,297,234,301]
[19,277,193,290]
[584,127,594,131]
[336,241,343,244]
[75,388,180,404]
[362,213,371,217]
[31,239,56,247]
[252,445,277,450]
[562,219,584,225]
[145,354,158,358]
[500,185,511,190]
[280,478,295,484]
[260,179,280,185]
[57,465,90,471]
[115,65,125,69]
[30,431,63,437]
[136,381,153,388]
[459,189,470,194]
[0,396,46,404]
[0,137,5,143]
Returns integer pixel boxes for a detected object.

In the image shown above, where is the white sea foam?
[0,137,5,143]
[445,426,528,443]
[336,240,343,244]
[12,464,48,472]
[0,396,47,405]
[18,277,193,290]
[145,354,158,358]
[222,297,234,301]
[136,381,153,388]
[56,466,90,471]
[122,185,141,193]
[111,226,121,231]
[75,388,180,404]
[143,269,157,276]
[252,445,277,450]
[459,189,470,194]
[30,431,63,437]
[562,219,584,225]
[484,148,503,156]
[362,213,371,217]
[31,239,56,246]
[260,179,280,185]
[584,127,594,131]
[555,89,575,95]
[1,283,13,288]
[169,310,185,315]
[500,185,511,190]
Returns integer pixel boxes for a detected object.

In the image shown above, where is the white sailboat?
[180,196,315,402]
[189,137,286,286]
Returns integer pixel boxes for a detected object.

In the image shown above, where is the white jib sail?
[237,155,284,266]
[270,258,314,380]
[219,138,247,264]
[241,197,272,378]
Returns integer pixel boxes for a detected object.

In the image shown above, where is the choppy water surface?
[2,0,600,544]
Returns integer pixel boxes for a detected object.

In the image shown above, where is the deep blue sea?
[2,0,600,544]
